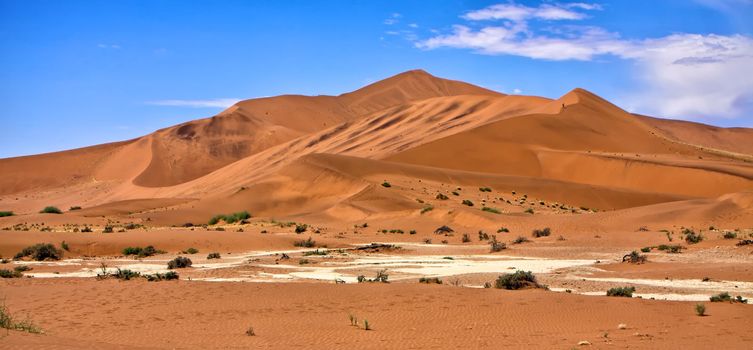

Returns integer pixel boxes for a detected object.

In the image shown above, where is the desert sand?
[1,70,752,349]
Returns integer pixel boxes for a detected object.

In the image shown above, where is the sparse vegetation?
[657,244,684,253]
[640,247,651,253]
[723,231,737,239]
[295,224,308,233]
[462,233,471,243]
[1,300,42,334]
[122,245,164,258]
[622,251,647,264]
[479,187,492,192]
[0,211,14,217]
[532,227,551,238]
[496,227,509,233]
[208,211,251,225]
[695,303,706,316]
[489,235,506,252]
[39,206,62,214]
[294,237,316,247]
[14,243,62,261]
[245,326,256,336]
[481,206,501,214]
[461,199,474,206]
[419,277,442,284]
[61,241,70,251]
[494,271,540,290]
[207,252,221,259]
[358,269,389,283]
[436,193,449,200]
[0,269,22,278]
[683,229,703,244]
[709,292,748,303]
[363,319,371,330]
[420,206,434,214]
[512,236,530,244]
[167,256,192,269]
[478,231,489,241]
[606,286,635,297]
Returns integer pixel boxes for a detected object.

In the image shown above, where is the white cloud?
[147,98,241,108]
[512,88,523,94]
[98,43,121,49]
[416,1,753,121]
[384,13,401,25]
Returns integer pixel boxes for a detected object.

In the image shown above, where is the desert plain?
[1,70,752,349]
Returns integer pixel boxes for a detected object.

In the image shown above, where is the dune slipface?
[1,70,752,349]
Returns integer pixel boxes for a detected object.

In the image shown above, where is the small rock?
[578,340,591,346]
[618,323,627,329]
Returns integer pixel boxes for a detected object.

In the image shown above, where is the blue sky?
[1,0,752,158]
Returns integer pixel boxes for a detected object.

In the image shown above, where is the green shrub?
[494,271,540,290]
[409,230,416,235]
[14,265,31,272]
[69,206,82,211]
[358,269,389,283]
[208,211,251,225]
[295,224,308,234]
[462,199,474,206]
[146,271,179,281]
[478,231,489,241]
[723,231,737,239]
[381,181,391,188]
[695,303,706,316]
[683,229,703,244]
[479,187,492,192]
[39,206,62,214]
[420,206,434,214]
[122,245,163,257]
[451,191,459,196]
[640,247,651,253]
[497,227,509,233]
[0,269,22,278]
[512,236,530,244]
[61,241,70,251]
[103,226,114,233]
[167,256,192,269]
[185,247,199,254]
[657,244,684,253]
[434,225,454,234]
[436,193,449,200]
[0,211,13,217]
[524,208,534,214]
[462,233,471,243]
[14,243,62,261]
[207,252,221,259]
[709,292,747,303]
[606,286,635,297]
[112,268,141,280]
[532,227,551,238]
[294,237,315,247]
[303,249,328,256]
[482,206,501,214]
[1,301,41,333]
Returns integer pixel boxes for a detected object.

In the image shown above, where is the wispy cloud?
[98,43,121,49]
[415,1,753,121]
[147,98,240,108]
[384,13,401,25]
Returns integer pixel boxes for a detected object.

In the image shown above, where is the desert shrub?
[146,271,179,281]
[409,230,416,235]
[14,243,62,261]
[0,302,41,333]
[423,238,432,244]
[461,199,474,206]
[124,223,142,230]
[304,249,328,256]
[622,251,648,264]
[294,237,315,247]
[462,233,471,243]
[295,224,308,234]
[489,235,506,252]
[451,191,459,196]
[0,211,13,217]
[419,277,442,284]
[683,229,703,244]
[494,271,540,290]
[709,292,748,303]
[13,265,31,272]
[39,206,62,214]
[512,236,530,244]
[606,286,635,297]
[167,256,192,269]
[208,211,251,225]
[61,241,70,251]
[478,231,489,241]
[640,247,651,253]
[723,231,737,239]
[420,206,434,214]
[381,181,391,188]
[246,326,256,336]
[103,226,114,233]
[695,303,706,316]
[524,208,534,214]
[479,187,492,192]
[482,206,500,214]
[69,206,82,211]
[657,244,684,253]
[737,239,753,246]
[497,227,509,233]
[532,227,551,238]
[0,269,22,278]
[358,269,389,283]
[112,268,141,280]
[434,225,454,234]
[122,245,163,258]
[81,226,93,232]
[185,247,199,254]
[207,252,221,259]
[436,193,449,200]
